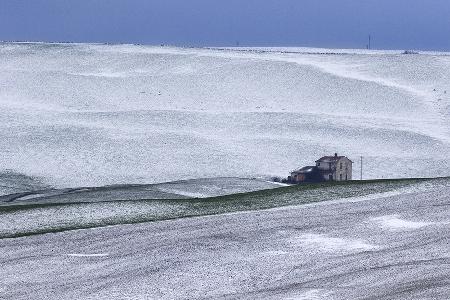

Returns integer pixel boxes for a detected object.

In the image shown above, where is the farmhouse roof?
[315,156,344,163]
[315,153,353,163]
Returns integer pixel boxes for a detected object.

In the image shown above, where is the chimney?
[335,153,338,157]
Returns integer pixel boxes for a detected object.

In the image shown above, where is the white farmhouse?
[315,153,353,181]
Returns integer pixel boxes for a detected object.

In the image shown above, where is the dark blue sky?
[1,0,450,50]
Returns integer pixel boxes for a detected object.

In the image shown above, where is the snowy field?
[3,178,442,239]
[1,43,450,300]
[1,43,449,190]
[1,179,449,299]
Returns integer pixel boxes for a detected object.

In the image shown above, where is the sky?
[1,0,450,51]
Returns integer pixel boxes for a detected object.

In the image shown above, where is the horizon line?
[2,40,450,54]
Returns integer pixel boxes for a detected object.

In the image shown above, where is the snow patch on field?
[288,233,378,253]
[285,289,333,300]
[264,180,291,186]
[155,188,207,198]
[70,71,129,78]
[66,253,109,257]
[371,215,435,230]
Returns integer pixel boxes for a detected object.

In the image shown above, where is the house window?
[318,163,320,166]
[340,174,343,180]
[340,163,343,170]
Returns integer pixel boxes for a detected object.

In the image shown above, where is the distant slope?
[1,43,449,189]
[0,170,50,196]
[1,177,448,239]
[0,177,284,205]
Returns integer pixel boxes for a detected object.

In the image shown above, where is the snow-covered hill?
[1,43,449,189]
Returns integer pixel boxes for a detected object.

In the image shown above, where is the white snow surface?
[2,180,449,300]
[286,233,378,253]
[371,215,437,230]
[1,43,449,189]
[66,253,109,257]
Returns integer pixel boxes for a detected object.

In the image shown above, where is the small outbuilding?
[290,166,324,183]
